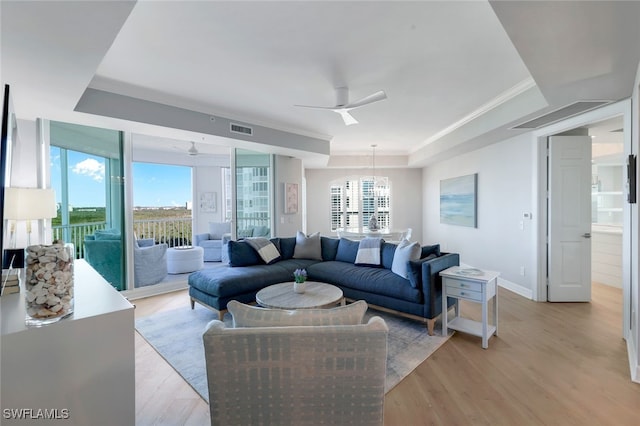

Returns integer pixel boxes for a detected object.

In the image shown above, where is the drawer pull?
[460,292,466,296]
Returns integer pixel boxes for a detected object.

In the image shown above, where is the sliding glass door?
[50,121,126,290]
[234,149,273,238]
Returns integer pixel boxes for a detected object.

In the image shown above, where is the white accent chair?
[194,222,231,262]
[203,302,388,425]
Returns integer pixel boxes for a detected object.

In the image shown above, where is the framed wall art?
[284,183,298,214]
[199,191,217,213]
[440,173,477,228]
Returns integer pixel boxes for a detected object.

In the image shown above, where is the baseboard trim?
[123,280,188,300]
[627,337,640,384]
[459,262,533,300]
[498,277,533,300]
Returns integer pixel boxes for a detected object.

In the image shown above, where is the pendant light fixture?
[368,144,380,231]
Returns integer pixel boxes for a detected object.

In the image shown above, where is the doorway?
[537,102,630,344]
[590,117,625,291]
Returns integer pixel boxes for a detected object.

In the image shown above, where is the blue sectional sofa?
[189,235,459,334]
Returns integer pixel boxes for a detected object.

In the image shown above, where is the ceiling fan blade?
[336,109,358,126]
[346,90,387,109]
[293,104,336,110]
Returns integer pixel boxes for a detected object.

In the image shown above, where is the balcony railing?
[237,215,271,233]
[52,217,193,259]
[133,218,192,247]
[52,222,107,259]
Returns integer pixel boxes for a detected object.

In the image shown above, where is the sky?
[50,148,192,207]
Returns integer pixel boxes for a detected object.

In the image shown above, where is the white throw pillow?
[391,239,421,279]
[228,300,368,327]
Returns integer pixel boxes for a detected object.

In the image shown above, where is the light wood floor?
[133,283,640,425]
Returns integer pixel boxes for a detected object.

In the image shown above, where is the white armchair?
[194,222,231,262]
[203,301,388,425]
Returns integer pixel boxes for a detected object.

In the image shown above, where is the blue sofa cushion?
[421,244,441,258]
[278,237,296,260]
[228,240,262,266]
[380,241,397,270]
[335,238,359,263]
[321,237,339,261]
[307,261,422,303]
[189,258,319,299]
[190,265,290,298]
[408,254,438,288]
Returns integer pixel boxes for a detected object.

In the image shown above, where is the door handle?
[582,233,591,239]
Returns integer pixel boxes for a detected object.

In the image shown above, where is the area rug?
[135,304,451,402]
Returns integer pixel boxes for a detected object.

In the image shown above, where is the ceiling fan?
[295,87,387,126]
[171,141,201,156]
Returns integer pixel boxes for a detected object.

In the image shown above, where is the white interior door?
[548,135,592,302]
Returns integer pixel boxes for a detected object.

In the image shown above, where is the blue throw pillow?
[421,244,441,258]
[279,237,296,260]
[269,238,281,255]
[407,254,438,288]
[380,242,397,270]
[228,240,262,267]
[321,237,340,261]
[335,238,359,263]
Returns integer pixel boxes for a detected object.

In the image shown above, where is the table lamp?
[3,187,57,268]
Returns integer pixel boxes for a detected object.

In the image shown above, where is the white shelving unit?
[592,163,623,225]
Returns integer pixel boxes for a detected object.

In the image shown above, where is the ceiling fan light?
[188,141,199,156]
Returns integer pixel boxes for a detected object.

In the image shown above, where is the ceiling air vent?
[511,101,611,130]
[230,123,253,136]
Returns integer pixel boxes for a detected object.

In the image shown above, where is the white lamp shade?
[4,187,57,220]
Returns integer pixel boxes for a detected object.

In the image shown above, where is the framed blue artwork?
[440,173,477,228]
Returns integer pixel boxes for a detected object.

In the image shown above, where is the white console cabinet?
[1,260,135,425]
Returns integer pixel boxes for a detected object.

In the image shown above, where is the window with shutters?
[330,176,391,232]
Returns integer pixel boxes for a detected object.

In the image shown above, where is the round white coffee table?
[256,281,345,309]
[166,246,204,274]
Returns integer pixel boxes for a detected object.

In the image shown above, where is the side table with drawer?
[440,266,500,349]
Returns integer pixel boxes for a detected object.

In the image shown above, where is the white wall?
[422,133,535,298]
[274,155,303,237]
[305,168,423,239]
[8,118,43,248]
[193,166,225,234]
